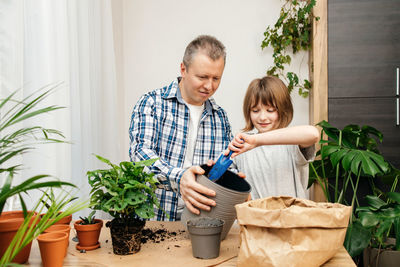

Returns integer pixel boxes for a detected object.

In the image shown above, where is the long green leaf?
[344,220,371,257]
[387,192,400,204]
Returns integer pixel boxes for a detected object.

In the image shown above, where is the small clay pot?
[74,219,103,251]
[0,211,37,264]
[181,164,251,240]
[37,232,68,267]
[43,224,71,257]
[187,217,224,259]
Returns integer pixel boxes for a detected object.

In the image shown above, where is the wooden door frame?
[310,0,328,201]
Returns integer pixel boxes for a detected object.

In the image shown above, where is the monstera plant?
[308,120,399,258]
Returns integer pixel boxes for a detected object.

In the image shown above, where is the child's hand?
[226,133,257,158]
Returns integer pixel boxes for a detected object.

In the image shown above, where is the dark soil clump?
[106,218,145,255]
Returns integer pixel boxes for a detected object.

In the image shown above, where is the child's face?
[250,102,279,133]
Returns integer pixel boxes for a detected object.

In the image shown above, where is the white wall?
[116,0,310,158]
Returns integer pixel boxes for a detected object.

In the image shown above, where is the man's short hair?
[183,35,226,68]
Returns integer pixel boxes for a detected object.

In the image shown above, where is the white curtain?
[0,0,124,218]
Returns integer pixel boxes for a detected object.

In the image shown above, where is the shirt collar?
[162,77,221,112]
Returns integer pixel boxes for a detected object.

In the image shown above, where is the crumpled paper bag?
[235,196,352,267]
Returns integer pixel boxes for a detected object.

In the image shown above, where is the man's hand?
[180,166,216,215]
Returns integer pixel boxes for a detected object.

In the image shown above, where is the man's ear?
[180,62,187,77]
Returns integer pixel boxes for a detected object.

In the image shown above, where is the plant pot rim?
[74,219,103,231]
[44,224,71,233]
[0,211,38,232]
[37,232,68,243]
[187,218,225,228]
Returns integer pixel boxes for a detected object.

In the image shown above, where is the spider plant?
[0,85,75,215]
[0,189,88,265]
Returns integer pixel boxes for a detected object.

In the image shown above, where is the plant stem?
[310,162,330,201]
[350,168,362,218]
[334,130,343,202]
[338,171,352,204]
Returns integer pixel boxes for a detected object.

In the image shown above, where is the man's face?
[179,52,225,106]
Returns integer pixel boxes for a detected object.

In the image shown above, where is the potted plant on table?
[0,86,87,265]
[87,155,167,255]
[74,210,103,251]
[357,190,400,267]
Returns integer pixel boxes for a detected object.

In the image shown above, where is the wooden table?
[24,221,355,267]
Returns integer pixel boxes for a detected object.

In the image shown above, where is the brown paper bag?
[235,196,352,267]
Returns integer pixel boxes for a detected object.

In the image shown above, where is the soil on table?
[141,225,186,244]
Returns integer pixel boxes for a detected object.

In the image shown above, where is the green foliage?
[309,120,399,257]
[262,0,318,97]
[309,120,390,207]
[0,85,87,264]
[88,155,167,221]
[0,190,88,265]
[79,210,96,225]
[344,219,372,258]
[357,191,400,251]
[0,85,76,215]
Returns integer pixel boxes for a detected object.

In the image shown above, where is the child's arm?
[229,125,320,157]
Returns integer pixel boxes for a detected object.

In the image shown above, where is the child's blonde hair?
[243,76,293,132]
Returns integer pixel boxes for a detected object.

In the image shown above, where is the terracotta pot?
[40,212,72,225]
[37,232,68,267]
[74,219,103,251]
[44,224,70,237]
[0,211,37,264]
[43,224,71,257]
[187,217,224,259]
[55,214,72,225]
[181,164,251,240]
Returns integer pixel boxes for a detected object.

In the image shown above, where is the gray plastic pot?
[363,238,400,267]
[181,164,251,240]
[187,217,224,259]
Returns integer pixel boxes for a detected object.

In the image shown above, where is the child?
[228,76,319,200]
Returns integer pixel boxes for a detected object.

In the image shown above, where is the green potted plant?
[0,86,82,264]
[308,120,396,258]
[87,155,167,255]
[73,210,103,251]
[0,189,87,265]
[357,189,400,267]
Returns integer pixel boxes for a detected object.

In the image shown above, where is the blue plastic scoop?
[208,150,234,182]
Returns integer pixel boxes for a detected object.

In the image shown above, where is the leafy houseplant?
[308,120,397,258]
[309,121,390,208]
[0,86,75,216]
[0,86,86,265]
[88,155,165,255]
[262,0,319,97]
[357,191,400,266]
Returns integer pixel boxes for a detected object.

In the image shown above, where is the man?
[129,35,233,221]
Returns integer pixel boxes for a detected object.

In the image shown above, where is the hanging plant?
[262,0,319,97]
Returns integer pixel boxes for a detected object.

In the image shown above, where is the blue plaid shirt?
[129,78,233,221]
